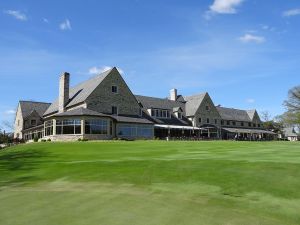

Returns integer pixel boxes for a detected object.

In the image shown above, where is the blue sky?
[1,0,300,131]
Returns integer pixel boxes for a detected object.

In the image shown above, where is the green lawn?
[1,141,300,225]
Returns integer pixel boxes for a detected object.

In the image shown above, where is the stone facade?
[14,104,23,139]
[192,93,222,128]
[86,69,140,116]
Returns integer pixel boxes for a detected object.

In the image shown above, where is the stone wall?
[193,93,222,128]
[86,69,140,116]
[14,104,23,139]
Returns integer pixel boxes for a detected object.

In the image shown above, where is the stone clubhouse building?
[14,67,275,141]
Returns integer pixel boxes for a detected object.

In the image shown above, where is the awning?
[222,127,275,134]
[154,124,203,130]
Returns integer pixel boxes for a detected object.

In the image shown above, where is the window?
[206,105,210,111]
[215,119,217,124]
[111,85,118,93]
[258,124,261,128]
[112,106,118,115]
[241,122,244,126]
[248,122,252,127]
[253,123,256,127]
[31,120,37,126]
[177,112,182,119]
[199,118,202,123]
[232,121,236,126]
[17,120,20,126]
[56,119,81,135]
[44,120,53,136]
[227,121,230,125]
[221,120,224,125]
[117,124,153,138]
[85,119,108,135]
[110,120,113,135]
[206,118,210,124]
[162,110,170,118]
[139,108,143,117]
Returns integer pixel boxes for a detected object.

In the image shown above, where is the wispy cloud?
[3,10,27,21]
[89,66,124,75]
[246,98,255,104]
[283,8,300,17]
[4,109,16,115]
[209,0,244,14]
[59,19,71,30]
[238,34,265,43]
[43,18,49,23]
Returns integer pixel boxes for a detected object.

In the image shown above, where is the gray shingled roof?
[20,101,51,118]
[135,95,185,112]
[216,106,252,122]
[183,93,206,117]
[44,68,114,116]
[111,115,153,124]
[51,107,110,117]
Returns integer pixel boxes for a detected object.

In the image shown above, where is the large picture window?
[85,119,108,135]
[117,124,153,138]
[45,120,53,136]
[56,119,81,135]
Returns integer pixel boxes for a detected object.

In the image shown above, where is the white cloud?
[283,8,300,17]
[59,19,71,30]
[209,0,244,14]
[4,110,16,115]
[246,98,255,104]
[4,10,27,21]
[89,66,124,75]
[238,34,265,43]
[43,18,49,23]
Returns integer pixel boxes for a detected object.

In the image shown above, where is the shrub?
[81,138,88,142]
[41,139,46,142]
[78,138,82,141]
[34,137,39,142]
[47,138,51,142]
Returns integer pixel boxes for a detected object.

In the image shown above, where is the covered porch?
[221,127,276,141]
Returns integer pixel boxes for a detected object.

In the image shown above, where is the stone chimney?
[58,72,70,113]
[170,88,177,101]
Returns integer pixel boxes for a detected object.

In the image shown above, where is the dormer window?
[112,85,118,93]
[177,112,182,119]
[206,105,210,111]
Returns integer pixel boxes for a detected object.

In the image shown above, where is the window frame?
[112,106,118,115]
[111,85,118,93]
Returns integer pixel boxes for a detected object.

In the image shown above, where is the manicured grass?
[1,141,300,225]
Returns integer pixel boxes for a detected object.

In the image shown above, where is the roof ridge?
[216,106,251,112]
[135,94,172,101]
[20,100,51,104]
[70,68,113,89]
[183,92,207,99]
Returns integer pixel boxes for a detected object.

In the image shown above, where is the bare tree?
[1,120,14,131]
[260,111,272,122]
[284,85,300,112]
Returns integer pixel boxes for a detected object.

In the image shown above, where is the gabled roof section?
[246,110,256,120]
[183,93,207,117]
[44,68,114,116]
[19,101,51,118]
[135,95,185,112]
[216,106,252,122]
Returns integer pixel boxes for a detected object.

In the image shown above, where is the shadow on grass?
[0,149,51,187]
